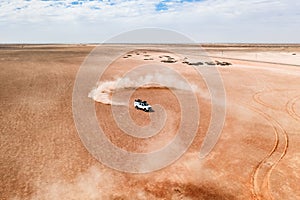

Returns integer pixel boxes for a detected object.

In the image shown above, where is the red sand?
[0,44,299,200]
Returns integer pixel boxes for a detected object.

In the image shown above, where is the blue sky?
[0,0,299,43]
[155,0,204,11]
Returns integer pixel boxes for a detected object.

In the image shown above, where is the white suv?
[134,99,153,112]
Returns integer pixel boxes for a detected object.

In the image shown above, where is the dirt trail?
[244,105,289,200]
[286,95,300,121]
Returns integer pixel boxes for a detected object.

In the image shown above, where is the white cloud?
[0,0,299,43]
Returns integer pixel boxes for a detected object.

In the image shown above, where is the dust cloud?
[88,72,199,105]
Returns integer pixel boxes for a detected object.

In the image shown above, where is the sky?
[0,0,299,43]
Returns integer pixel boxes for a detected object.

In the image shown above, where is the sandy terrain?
[0,44,300,200]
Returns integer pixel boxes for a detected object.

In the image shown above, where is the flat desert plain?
[0,44,300,200]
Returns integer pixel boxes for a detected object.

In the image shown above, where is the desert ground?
[0,44,300,200]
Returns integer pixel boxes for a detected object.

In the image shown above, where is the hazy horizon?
[1,42,300,45]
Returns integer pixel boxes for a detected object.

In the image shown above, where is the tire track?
[243,105,289,200]
[253,90,286,111]
[286,95,300,121]
[253,90,300,117]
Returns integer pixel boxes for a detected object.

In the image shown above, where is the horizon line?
[1,42,300,46]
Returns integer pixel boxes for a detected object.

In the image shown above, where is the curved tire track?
[254,90,300,121]
[253,90,284,111]
[244,105,289,200]
[286,95,300,121]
